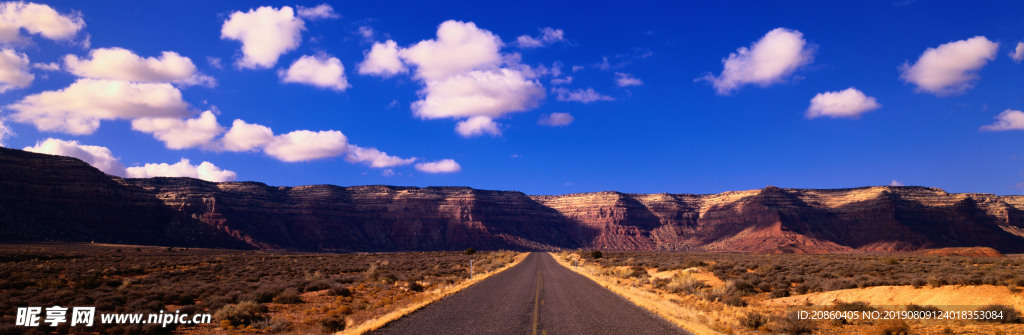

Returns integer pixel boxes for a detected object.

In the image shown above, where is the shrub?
[589,250,603,259]
[740,312,767,330]
[321,314,346,332]
[273,288,302,304]
[770,288,790,298]
[977,304,1021,323]
[464,248,476,255]
[866,320,910,335]
[328,286,352,297]
[775,311,815,335]
[214,301,268,326]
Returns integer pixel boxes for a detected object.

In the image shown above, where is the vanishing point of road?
[373,252,690,335]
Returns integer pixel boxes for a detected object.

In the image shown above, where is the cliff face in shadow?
[3,148,1023,253]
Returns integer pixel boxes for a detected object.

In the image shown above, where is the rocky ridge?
[3,148,1023,253]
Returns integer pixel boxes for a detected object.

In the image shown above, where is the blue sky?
[1,0,1023,195]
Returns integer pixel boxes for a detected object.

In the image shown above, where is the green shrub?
[589,250,603,259]
[273,288,302,304]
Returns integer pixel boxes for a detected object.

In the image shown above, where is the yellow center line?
[531,268,543,335]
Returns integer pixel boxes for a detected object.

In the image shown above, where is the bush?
[776,311,815,335]
[464,248,476,255]
[866,320,910,335]
[328,286,352,297]
[273,288,302,304]
[214,301,268,326]
[589,250,603,259]
[977,304,1021,323]
[321,314,346,332]
[740,312,767,330]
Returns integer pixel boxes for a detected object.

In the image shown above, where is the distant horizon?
[0,1,1021,196]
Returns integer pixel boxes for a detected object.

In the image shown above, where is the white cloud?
[206,56,223,69]
[64,47,215,86]
[296,4,338,20]
[615,72,643,87]
[0,2,84,43]
[23,138,126,176]
[345,145,416,167]
[131,110,224,149]
[899,36,998,96]
[415,159,461,173]
[889,180,904,187]
[805,87,881,119]
[1012,42,1024,63]
[398,20,503,81]
[550,76,572,85]
[263,129,348,162]
[980,109,1024,131]
[515,27,565,48]
[412,68,544,119]
[32,61,59,71]
[0,118,13,146]
[126,158,236,182]
[455,116,501,137]
[7,79,190,135]
[552,87,613,103]
[220,119,274,152]
[0,48,32,92]
[538,112,574,126]
[358,40,407,77]
[221,6,304,69]
[700,28,814,95]
[278,53,349,91]
[357,26,374,40]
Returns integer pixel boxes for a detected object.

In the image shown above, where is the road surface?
[373,252,689,335]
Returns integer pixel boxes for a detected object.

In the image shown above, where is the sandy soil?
[767,285,1024,310]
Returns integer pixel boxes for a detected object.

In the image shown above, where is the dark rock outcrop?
[3,148,1024,253]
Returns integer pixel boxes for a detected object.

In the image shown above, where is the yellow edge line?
[339,252,529,335]
[547,252,723,335]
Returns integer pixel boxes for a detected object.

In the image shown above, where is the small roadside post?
[470,259,474,280]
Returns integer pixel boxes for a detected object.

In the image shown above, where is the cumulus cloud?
[277,53,349,91]
[412,69,544,119]
[63,47,215,86]
[221,6,304,69]
[131,111,224,149]
[615,72,643,87]
[296,4,338,20]
[23,138,126,176]
[263,129,348,162]
[0,2,84,43]
[398,20,503,81]
[126,158,236,182]
[415,159,461,173]
[220,119,274,152]
[0,48,32,92]
[358,40,407,77]
[552,87,613,103]
[1012,42,1024,63]
[455,116,501,137]
[805,87,881,119]
[360,20,550,137]
[7,79,190,135]
[345,145,416,167]
[357,26,374,40]
[537,112,574,126]
[700,28,814,95]
[980,109,1024,131]
[515,27,565,48]
[899,36,998,96]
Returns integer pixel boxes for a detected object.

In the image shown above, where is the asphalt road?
[373,252,689,335]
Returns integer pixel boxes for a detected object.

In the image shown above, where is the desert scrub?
[214,301,269,327]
